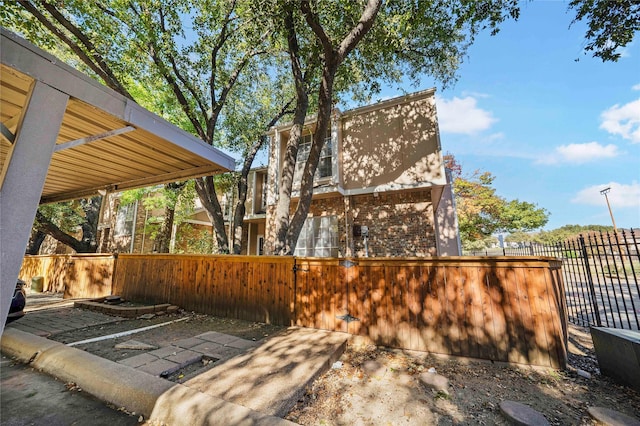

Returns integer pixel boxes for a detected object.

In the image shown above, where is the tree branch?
[299,0,333,54]
[336,0,382,61]
[18,1,133,99]
[34,211,87,252]
[130,3,207,140]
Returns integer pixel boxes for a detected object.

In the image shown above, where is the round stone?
[588,406,640,426]
[499,400,550,426]
[418,372,449,394]
[362,360,383,375]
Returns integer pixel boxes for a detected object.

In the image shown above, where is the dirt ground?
[50,311,639,425]
[285,324,640,425]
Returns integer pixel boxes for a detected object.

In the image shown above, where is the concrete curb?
[1,328,295,425]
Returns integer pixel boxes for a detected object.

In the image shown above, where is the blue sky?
[374,1,640,231]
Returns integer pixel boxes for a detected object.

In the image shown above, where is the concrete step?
[185,326,349,417]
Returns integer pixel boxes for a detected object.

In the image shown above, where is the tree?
[444,154,548,249]
[269,0,521,254]
[33,197,103,253]
[501,200,550,234]
[26,229,47,255]
[512,224,616,245]
[569,0,640,62]
[5,0,290,254]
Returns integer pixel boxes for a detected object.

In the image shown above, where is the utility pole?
[600,186,625,263]
[599,187,618,233]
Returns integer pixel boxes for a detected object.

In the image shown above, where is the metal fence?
[467,229,640,331]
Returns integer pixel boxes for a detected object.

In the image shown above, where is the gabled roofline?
[266,87,437,133]
[339,87,437,119]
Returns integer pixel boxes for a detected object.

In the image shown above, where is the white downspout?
[170,222,178,253]
[129,200,138,253]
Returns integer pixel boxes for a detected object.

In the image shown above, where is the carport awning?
[0,28,235,203]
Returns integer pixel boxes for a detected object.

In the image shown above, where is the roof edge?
[1,28,236,172]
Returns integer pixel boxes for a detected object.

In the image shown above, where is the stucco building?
[244,88,460,257]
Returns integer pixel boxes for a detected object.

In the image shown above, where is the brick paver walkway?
[117,331,258,377]
[6,307,123,337]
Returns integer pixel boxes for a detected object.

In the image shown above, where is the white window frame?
[114,201,136,237]
[294,215,339,258]
[294,127,333,184]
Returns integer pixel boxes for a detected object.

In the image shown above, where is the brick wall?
[350,190,436,257]
[264,189,437,257]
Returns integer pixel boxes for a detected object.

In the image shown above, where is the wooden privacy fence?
[294,257,567,368]
[20,254,567,368]
[112,255,295,326]
[19,254,115,298]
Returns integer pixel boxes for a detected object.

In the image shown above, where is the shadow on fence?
[20,253,568,368]
[468,229,640,331]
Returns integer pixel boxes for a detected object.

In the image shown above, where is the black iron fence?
[466,229,640,330]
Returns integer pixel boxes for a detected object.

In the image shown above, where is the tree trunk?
[281,0,381,254]
[79,196,101,253]
[154,205,175,253]
[26,229,46,255]
[195,176,230,253]
[272,5,310,255]
[232,140,263,254]
[34,195,103,253]
[286,62,337,251]
[152,182,186,253]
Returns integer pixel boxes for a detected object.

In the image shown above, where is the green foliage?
[569,0,640,62]
[445,154,549,248]
[173,224,215,254]
[501,200,549,233]
[462,236,498,252]
[37,201,85,232]
[513,224,616,245]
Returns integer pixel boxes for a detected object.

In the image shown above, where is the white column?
[0,81,68,333]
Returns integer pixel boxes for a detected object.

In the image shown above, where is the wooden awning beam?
[54,125,135,152]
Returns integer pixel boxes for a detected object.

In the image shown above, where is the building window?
[114,202,135,237]
[260,173,268,211]
[221,193,231,220]
[257,235,265,256]
[294,128,332,183]
[294,215,339,258]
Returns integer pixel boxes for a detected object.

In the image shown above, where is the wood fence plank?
[448,266,463,357]
[478,267,500,361]
[505,266,530,364]
[394,265,410,349]
[538,267,563,367]
[467,267,485,360]
[408,266,422,351]
[421,265,442,353]
[295,260,308,327]
[524,267,552,367]
[543,266,567,368]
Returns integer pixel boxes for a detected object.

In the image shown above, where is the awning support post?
[0,81,68,333]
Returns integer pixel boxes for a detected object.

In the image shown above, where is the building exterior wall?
[263,189,437,258]
[341,91,446,190]
[349,190,436,257]
[88,89,458,257]
[262,88,454,258]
